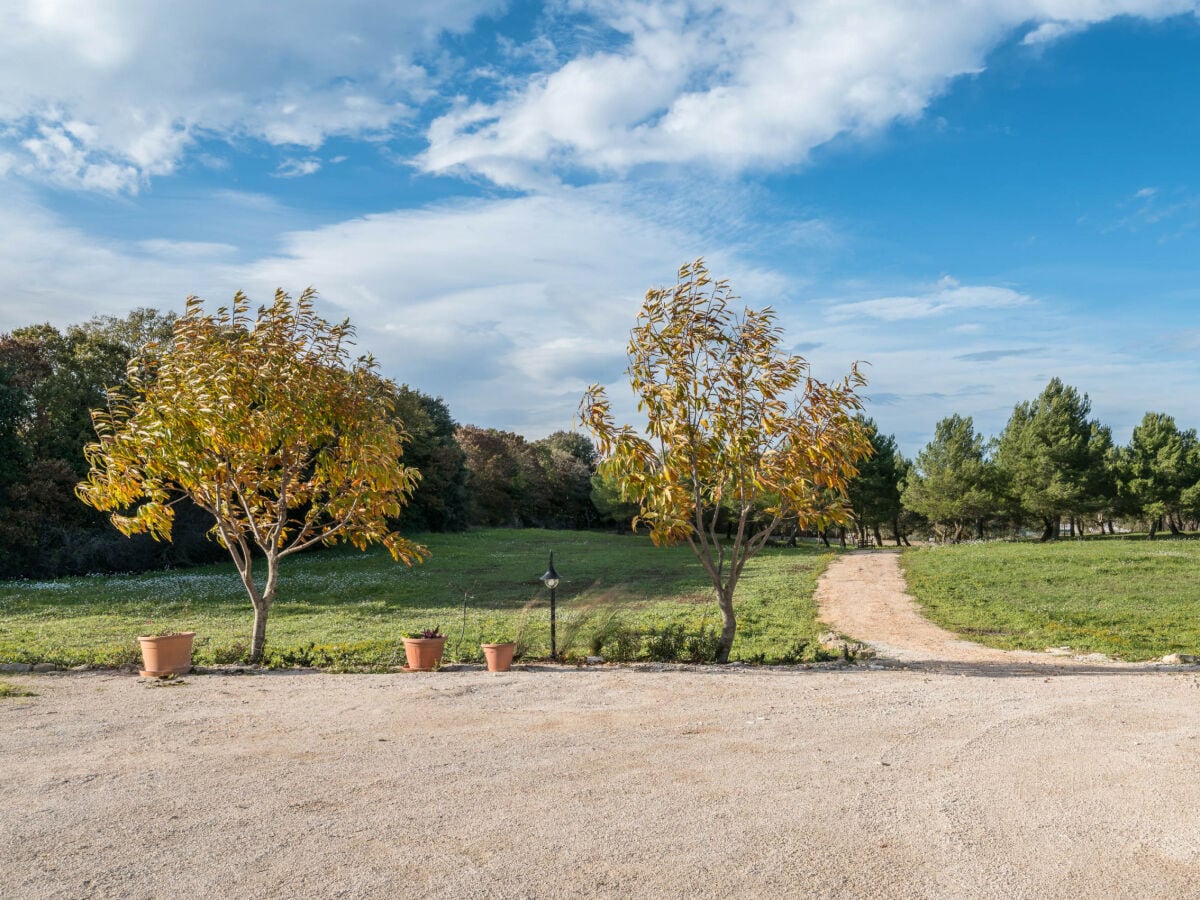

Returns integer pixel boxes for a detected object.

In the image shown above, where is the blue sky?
[2,1,1199,454]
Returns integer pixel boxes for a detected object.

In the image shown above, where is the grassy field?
[0,529,841,669]
[901,540,1200,660]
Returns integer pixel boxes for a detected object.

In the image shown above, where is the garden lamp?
[541,551,560,660]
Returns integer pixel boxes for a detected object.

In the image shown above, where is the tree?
[994,379,1113,541]
[532,431,598,529]
[590,468,641,531]
[900,414,997,542]
[846,419,905,546]
[457,425,533,526]
[1117,412,1200,538]
[581,259,871,662]
[78,290,427,662]
[0,310,183,577]
[390,386,469,532]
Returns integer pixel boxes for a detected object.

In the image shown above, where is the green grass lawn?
[900,540,1200,660]
[0,529,840,669]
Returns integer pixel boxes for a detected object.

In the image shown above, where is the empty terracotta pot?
[137,632,196,677]
[481,642,516,673]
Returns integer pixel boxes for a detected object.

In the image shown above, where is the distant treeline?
[3,310,1187,579]
[847,377,1200,545]
[0,309,638,579]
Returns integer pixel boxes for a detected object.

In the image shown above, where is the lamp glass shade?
[541,552,560,590]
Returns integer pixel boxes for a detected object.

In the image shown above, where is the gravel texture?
[3,555,1199,898]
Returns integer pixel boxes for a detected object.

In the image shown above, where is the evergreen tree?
[846,418,904,545]
[1117,412,1200,538]
[901,414,996,542]
[993,378,1113,541]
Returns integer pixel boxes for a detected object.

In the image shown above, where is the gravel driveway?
[4,552,1199,898]
[3,660,1199,899]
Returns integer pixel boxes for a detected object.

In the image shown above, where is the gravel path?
[2,558,1199,898]
[815,550,1148,671]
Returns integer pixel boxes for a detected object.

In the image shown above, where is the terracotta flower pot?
[402,636,446,672]
[481,642,516,673]
[137,632,195,677]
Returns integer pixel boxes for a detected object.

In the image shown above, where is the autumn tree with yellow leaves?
[78,289,427,663]
[581,260,871,662]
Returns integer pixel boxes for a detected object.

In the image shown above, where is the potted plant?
[402,627,446,672]
[137,629,196,677]
[481,632,517,673]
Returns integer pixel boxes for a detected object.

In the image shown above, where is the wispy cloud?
[829,277,1032,322]
[1022,21,1086,46]
[955,347,1042,362]
[1110,184,1200,235]
[274,157,322,178]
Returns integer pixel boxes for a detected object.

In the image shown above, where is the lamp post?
[541,551,560,661]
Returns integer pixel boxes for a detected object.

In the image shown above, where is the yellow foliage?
[580,259,870,659]
[78,287,428,579]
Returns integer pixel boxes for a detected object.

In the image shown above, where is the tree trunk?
[1168,515,1181,536]
[873,523,884,547]
[1148,517,1158,540]
[976,517,985,540]
[1040,517,1057,542]
[892,517,902,547]
[248,552,280,664]
[250,601,269,663]
[820,528,830,548]
[715,585,737,663]
[837,527,847,549]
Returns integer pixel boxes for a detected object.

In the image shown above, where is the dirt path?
[815,550,1137,669]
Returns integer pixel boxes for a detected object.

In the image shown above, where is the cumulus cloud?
[0,0,502,191]
[2,1,1196,192]
[241,188,732,433]
[3,182,1199,452]
[421,0,1199,186]
[0,184,765,435]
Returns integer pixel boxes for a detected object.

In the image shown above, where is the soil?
[2,553,1198,898]
[814,549,1146,670]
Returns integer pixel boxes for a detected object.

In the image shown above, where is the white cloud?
[0,183,766,435]
[1,184,1197,453]
[0,0,503,191]
[3,1,1195,193]
[422,0,1199,186]
[274,158,323,178]
[828,277,1032,321]
[0,193,229,324]
[1021,21,1084,45]
[241,188,728,433]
